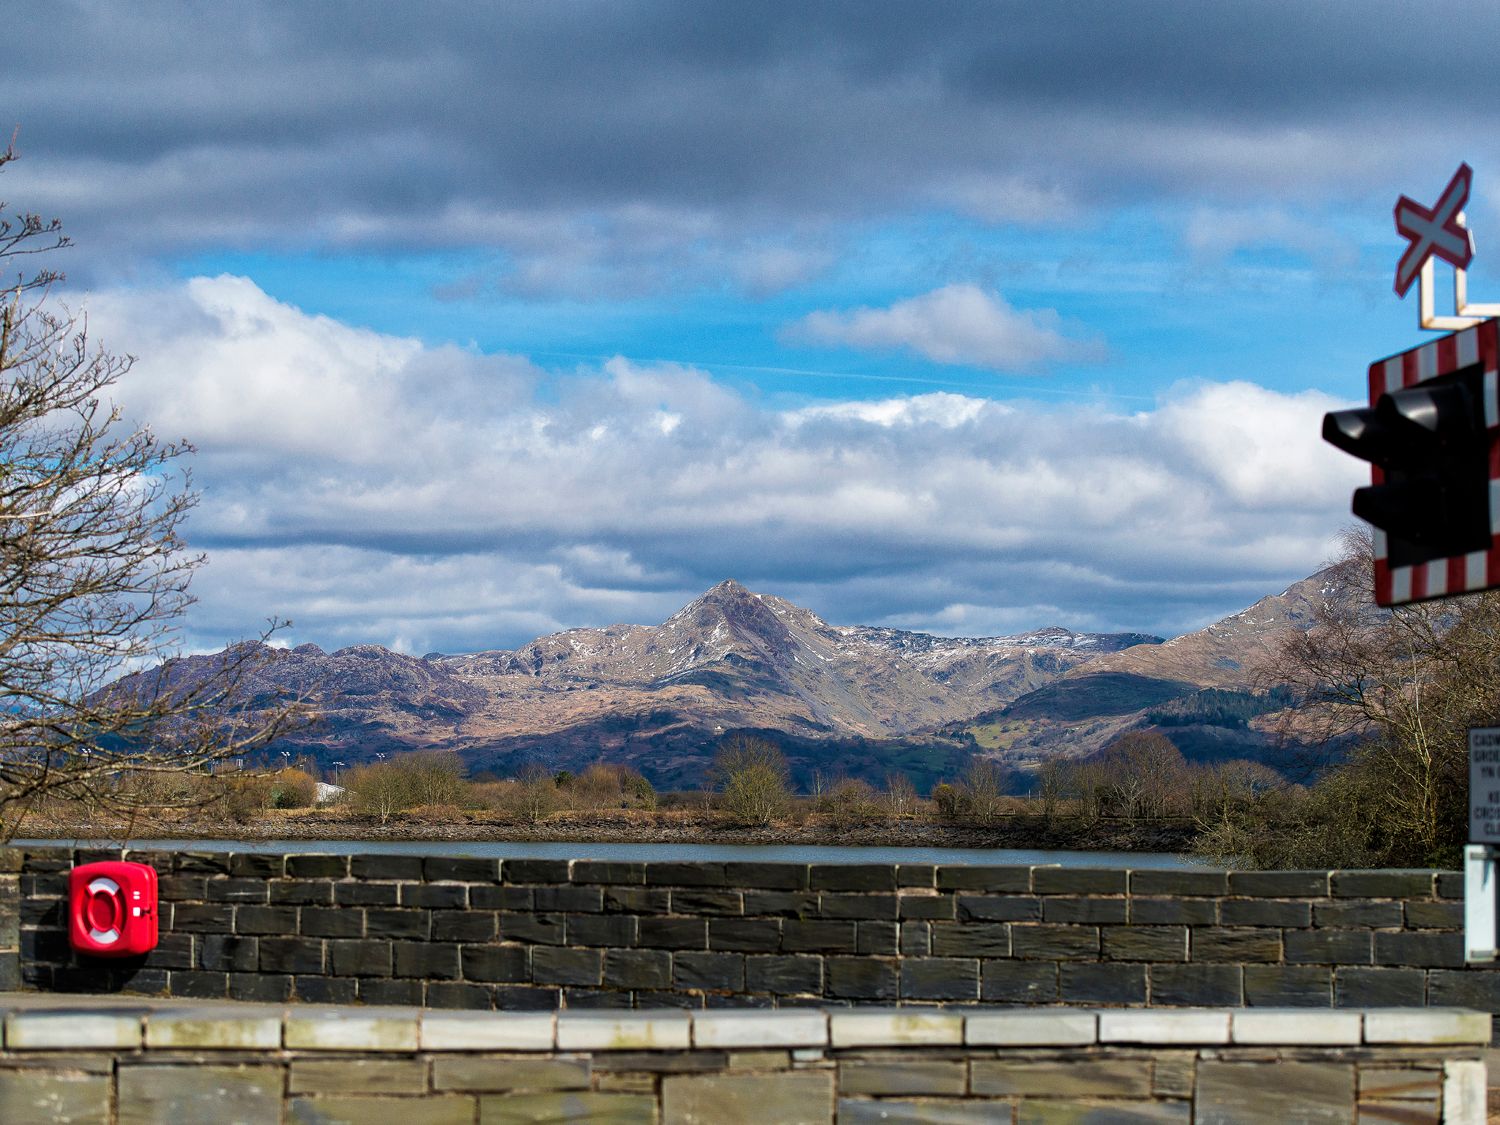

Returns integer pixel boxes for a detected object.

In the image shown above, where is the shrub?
[714,735,791,826]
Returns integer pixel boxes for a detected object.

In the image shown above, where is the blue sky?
[7,1,1500,654]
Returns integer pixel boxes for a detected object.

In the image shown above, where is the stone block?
[158,874,208,900]
[434,1055,588,1091]
[358,978,423,1006]
[1128,869,1228,896]
[295,976,357,1004]
[745,954,822,996]
[638,917,707,950]
[956,894,1040,922]
[499,912,564,945]
[118,1064,281,1124]
[1194,1061,1353,1122]
[1314,900,1403,928]
[301,906,364,938]
[644,862,727,887]
[838,1098,1019,1124]
[1334,967,1426,1007]
[1129,896,1217,925]
[533,885,603,913]
[674,951,744,992]
[1019,1100,1190,1123]
[0,1068,109,1124]
[229,972,292,1002]
[1242,965,1332,1007]
[426,982,493,1009]
[826,956,898,1000]
[661,1069,832,1124]
[259,935,325,974]
[571,861,645,885]
[171,902,234,933]
[271,880,335,906]
[782,920,857,953]
[284,1007,420,1051]
[565,912,637,947]
[930,921,1010,957]
[1443,1060,1487,1124]
[1218,898,1311,927]
[723,862,808,890]
[199,934,259,973]
[481,1091,655,1123]
[1284,929,1373,965]
[471,886,534,911]
[1191,928,1282,962]
[1364,1008,1491,1044]
[1103,925,1187,962]
[335,883,399,907]
[433,909,498,943]
[856,921,898,956]
[602,947,671,990]
[1227,870,1328,896]
[206,877,268,903]
[1042,896,1127,924]
[394,941,460,979]
[1098,1009,1229,1044]
[693,1009,827,1048]
[901,957,979,1000]
[1149,963,1242,1006]
[1011,923,1099,959]
[1231,1008,1361,1045]
[981,960,1057,1003]
[818,893,896,920]
[707,918,780,952]
[829,1008,963,1046]
[532,945,602,987]
[351,854,424,881]
[1357,1067,1444,1102]
[1427,968,1500,1009]
[1330,869,1434,898]
[670,889,743,915]
[935,866,1030,892]
[286,854,347,878]
[971,1058,1152,1097]
[423,856,499,883]
[166,969,228,998]
[966,1009,1096,1045]
[288,1097,474,1124]
[809,864,895,891]
[1404,900,1463,928]
[290,1058,427,1094]
[896,864,935,888]
[743,890,818,917]
[1373,931,1463,969]
[145,1005,282,1049]
[421,1009,555,1050]
[839,1059,966,1096]
[897,894,956,920]
[899,920,930,956]
[463,943,530,983]
[501,859,572,883]
[7,1009,142,1049]
[401,883,467,909]
[174,851,232,875]
[1059,962,1147,1004]
[556,1011,691,1050]
[1033,867,1126,895]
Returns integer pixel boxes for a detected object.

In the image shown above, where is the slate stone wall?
[0,1001,1488,1124]
[9,848,1491,1012]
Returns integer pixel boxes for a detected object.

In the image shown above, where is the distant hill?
[127,566,1360,790]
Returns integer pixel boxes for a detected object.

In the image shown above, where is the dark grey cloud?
[8,1,1495,290]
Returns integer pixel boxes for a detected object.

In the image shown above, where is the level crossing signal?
[1322,319,1500,606]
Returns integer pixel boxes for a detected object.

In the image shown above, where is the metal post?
[1464,844,1497,963]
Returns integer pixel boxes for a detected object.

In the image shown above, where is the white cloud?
[82,276,1364,651]
[785,284,1104,372]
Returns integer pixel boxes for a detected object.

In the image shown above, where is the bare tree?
[0,147,304,840]
[714,734,791,827]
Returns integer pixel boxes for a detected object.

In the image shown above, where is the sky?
[6,1,1500,655]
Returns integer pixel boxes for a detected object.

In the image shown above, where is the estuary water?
[13,838,1206,868]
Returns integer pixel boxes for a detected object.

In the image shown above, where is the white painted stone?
[965,1009,1096,1046]
[6,1009,142,1050]
[1444,1058,1487,1125]
[691,1010,828,1049]
[828,1008,963,1047]
[283,1006,420,1051]
[1364,1008,1492,1045]
[1098,1009,1229,1045]
[555,1011,692,1051]
[145,1006,282,1049]
[420,1010,556,1051]
[1230,1009,1361,1046]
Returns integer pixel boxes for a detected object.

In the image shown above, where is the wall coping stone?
[0,996,1487,1052]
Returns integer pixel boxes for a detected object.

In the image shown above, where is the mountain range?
[167,567,1352,791]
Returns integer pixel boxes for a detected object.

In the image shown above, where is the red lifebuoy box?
[68,861,158,957]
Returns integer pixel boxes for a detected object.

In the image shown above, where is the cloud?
[80,276,1363,652]
[786,285,1104,372]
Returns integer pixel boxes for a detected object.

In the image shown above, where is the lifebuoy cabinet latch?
[68,861,158,957]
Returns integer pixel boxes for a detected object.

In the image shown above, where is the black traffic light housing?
[1323,320,1500,606]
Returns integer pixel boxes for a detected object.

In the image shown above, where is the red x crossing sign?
[1395,163,1475,297]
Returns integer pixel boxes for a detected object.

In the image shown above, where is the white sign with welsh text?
[1470,727,1500,843]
